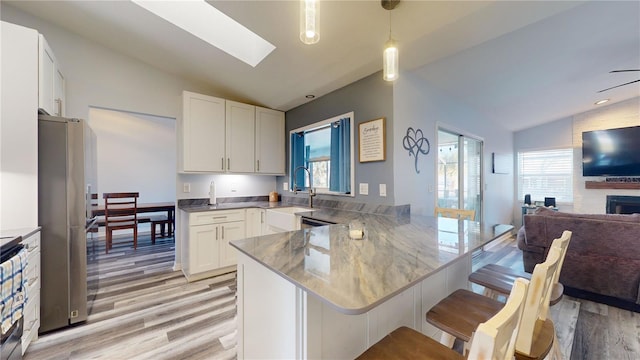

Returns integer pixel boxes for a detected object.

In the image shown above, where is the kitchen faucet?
[293,166,316,208]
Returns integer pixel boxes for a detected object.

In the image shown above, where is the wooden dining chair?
[426,239,564,360]
[103,192,140,254]
[469,230,572,306]
[356,278,529,360]
[434,207,476,221]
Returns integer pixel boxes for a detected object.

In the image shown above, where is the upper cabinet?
[180,91,226,172]
[38,35,65,116]
[255,107,285,174]
[179,91,285,174]
[226,100,255,173]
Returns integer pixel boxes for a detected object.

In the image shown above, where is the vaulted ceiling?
[6,1,640,131]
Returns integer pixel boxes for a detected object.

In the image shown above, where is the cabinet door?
[182,91,226,172]
[245,208,264,238]
[38,35,55,115]
[220,220,245,267]
[255,107,285,174]
[54,66,65,116]
[226,100,255,173]
[188,224,219,274]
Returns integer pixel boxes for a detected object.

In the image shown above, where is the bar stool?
[356,278,529,360]
[150,215,170,244]
[426,238,565,360]
[469,230,572,306]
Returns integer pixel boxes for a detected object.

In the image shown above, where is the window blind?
[518,148,573,203]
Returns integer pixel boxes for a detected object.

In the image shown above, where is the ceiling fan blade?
[598,79,640,93]
[610,69,640,73]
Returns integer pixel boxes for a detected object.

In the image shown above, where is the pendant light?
[382,0,399,81]
[300,0,320,44]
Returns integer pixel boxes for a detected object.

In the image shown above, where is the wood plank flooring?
[25,234,237,360]
[24,232,639,359]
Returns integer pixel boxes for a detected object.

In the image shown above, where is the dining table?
[92,201,175,236]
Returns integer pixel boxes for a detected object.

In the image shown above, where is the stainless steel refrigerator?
[38,113,97,333]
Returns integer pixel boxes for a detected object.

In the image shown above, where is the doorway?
[437,128,483,221]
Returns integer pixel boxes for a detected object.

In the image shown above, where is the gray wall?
[393,71,515,225]
[281,72,395,205]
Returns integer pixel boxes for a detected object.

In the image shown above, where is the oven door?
[0,315,23,360]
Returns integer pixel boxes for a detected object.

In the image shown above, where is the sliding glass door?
[437,129,483,221]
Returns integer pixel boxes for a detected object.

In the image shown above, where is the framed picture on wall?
[359,118,386,162]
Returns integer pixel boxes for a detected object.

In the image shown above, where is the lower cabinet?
[245,208,264,238]
[22,230,41,354]
[182,209,245,281]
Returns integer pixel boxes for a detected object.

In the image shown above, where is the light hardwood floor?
[24,233,639,359]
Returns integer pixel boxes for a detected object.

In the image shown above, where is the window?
[290,112,354,196]
[518,148,573,203]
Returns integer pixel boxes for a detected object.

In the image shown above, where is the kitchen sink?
[265,207,315,232]
[268,207,314,215]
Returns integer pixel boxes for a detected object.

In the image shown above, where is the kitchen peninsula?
[231,213,513,359]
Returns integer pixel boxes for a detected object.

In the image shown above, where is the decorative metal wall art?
[402,127,430,173]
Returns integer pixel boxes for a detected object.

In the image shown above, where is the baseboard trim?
[563,286,640,313]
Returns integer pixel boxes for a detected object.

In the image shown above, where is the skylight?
[132,0,275,67]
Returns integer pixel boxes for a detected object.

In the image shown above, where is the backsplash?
[178,196,273,207]
[280,195,410,217]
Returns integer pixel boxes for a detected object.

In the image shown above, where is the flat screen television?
[582,125,640,177]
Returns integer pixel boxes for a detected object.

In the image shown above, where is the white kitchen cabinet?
[245,208,265,238]
[255,107,285,174]
[187,224,219,274]
[226,100,255,173]
[179,91,285,174]
[180,91,226,172]
[38,34,65,116]
[22,230,41,354]
[182,209,245,281]
[219,220,244,267]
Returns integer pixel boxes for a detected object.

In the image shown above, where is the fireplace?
[606,195,640,214]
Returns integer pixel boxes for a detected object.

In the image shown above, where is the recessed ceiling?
[4,1,639,132]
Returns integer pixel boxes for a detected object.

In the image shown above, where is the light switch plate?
[183,183,191,193]
[359,183,369,195]
[379,184,386,197]
[283,182,289,191]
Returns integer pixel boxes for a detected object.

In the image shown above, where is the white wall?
[88,107,176,204]
[393,71,515,225]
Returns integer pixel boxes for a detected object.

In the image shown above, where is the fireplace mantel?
[585,181,640,190]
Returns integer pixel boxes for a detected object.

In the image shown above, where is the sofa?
[517,207,640,310]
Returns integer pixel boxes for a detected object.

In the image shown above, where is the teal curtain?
[290,132,306,190]
[329,118,351,193]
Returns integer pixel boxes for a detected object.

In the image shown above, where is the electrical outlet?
[283,182,289,191]
[183,183,191,193]
[379,184,387,197]
[359,183,369,195]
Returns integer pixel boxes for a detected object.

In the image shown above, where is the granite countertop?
[0,227,41,248]
[178,201,291,213]
[178,201,400,227]
[231,215,513,315]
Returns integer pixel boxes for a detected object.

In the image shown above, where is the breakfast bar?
[231,214,513,359]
